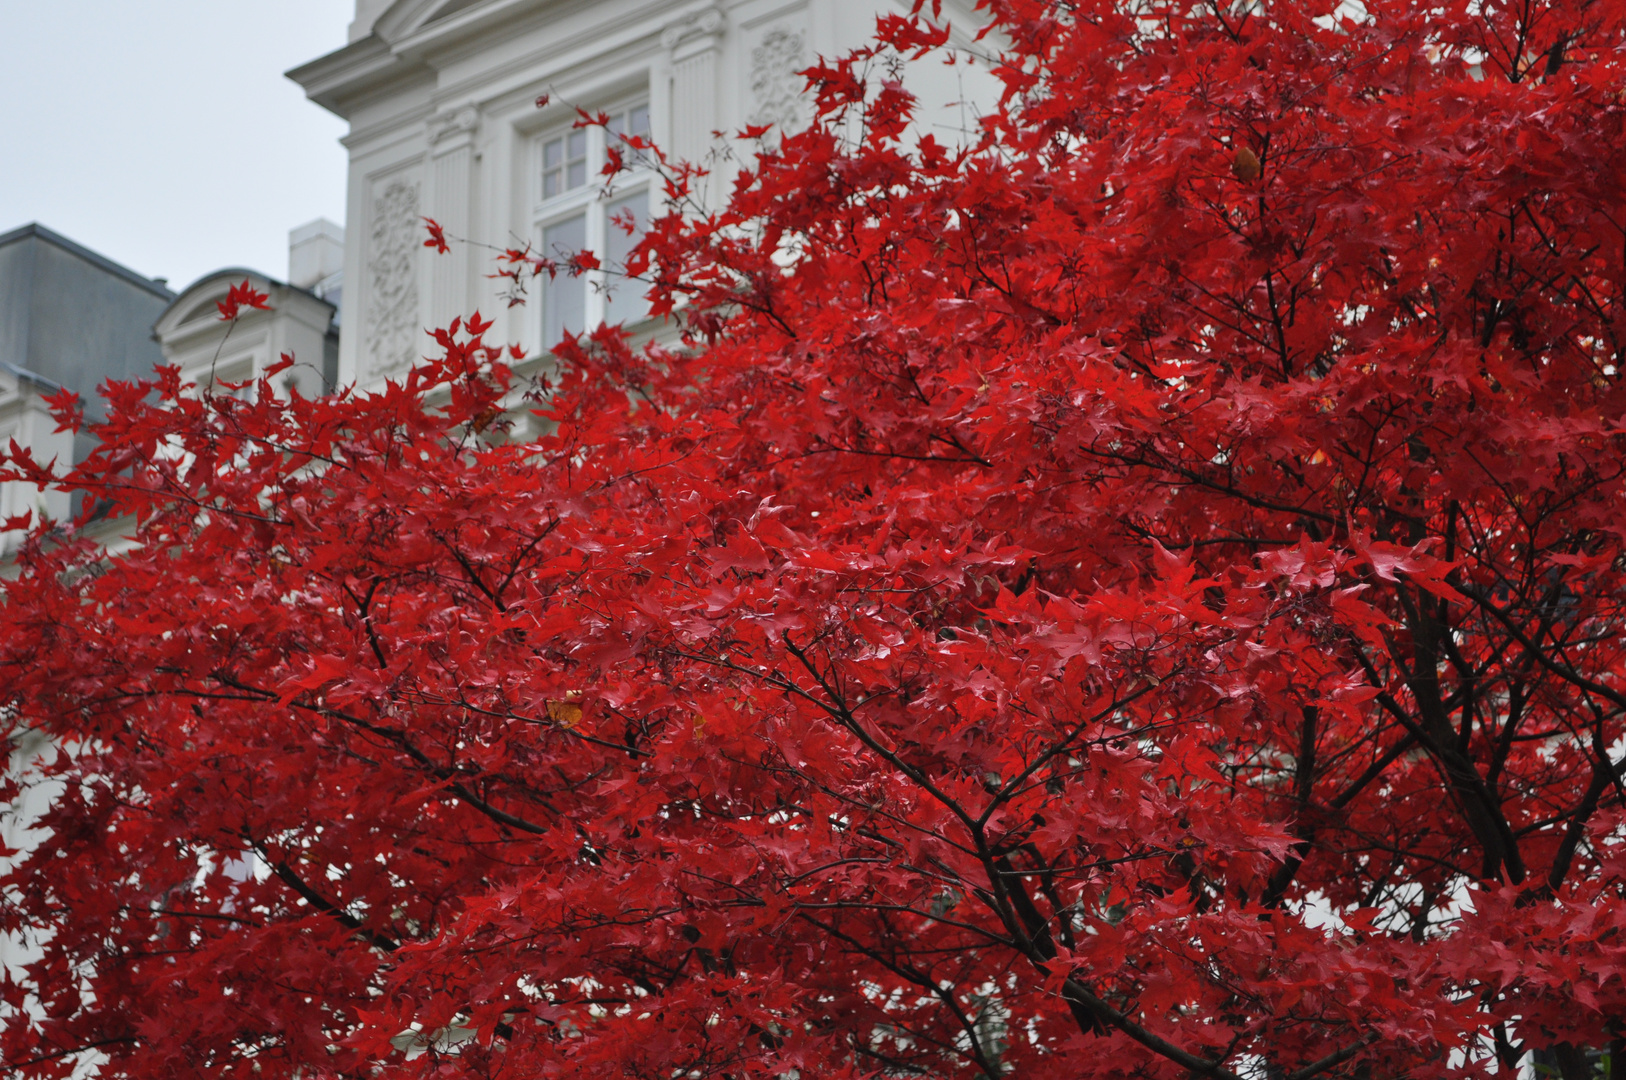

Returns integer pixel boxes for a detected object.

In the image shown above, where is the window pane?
[610,104,652,167]
[542,130,590,200]
[543,213,588,345]
[604,191,649,326]
[543,136,562,198]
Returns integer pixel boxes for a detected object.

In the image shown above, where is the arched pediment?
[178,296,225,325]
[152,269,278,342]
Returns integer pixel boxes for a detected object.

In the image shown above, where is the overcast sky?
[0,1,352,291]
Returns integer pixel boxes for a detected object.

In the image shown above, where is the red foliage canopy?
[6,2,1626,1077]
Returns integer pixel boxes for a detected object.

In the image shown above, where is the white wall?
[302,0,998,390]
[0,372,75,556]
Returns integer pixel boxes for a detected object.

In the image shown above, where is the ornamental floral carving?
[749,27,807,133]
[366,178,421,378]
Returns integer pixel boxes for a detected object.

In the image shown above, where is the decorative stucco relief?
[366,177,421,378]
[749,27,807,132]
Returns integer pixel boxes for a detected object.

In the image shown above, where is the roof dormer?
[154,270,338,399]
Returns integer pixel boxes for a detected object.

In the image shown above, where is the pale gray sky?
[0,1,352,291]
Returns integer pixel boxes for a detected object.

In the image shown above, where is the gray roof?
[0,359,66,392]
[0,223,174,301]
[0,223,176,458]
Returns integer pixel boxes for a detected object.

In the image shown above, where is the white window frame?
[532,94,655,347]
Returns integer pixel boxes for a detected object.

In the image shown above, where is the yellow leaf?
[547,700,583,727]
[1231,146,1262,182]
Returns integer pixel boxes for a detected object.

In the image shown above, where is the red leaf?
[216,278,271,321]
[423,216,451,254]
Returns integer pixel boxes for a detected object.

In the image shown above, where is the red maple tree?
[6,1,1626,1077]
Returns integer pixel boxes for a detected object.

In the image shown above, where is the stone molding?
[428,104,481,149]
[661,5,725,60]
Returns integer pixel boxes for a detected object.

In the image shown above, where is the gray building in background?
[0,223,175,466]
[0,222,340,545]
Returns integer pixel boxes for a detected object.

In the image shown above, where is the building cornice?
[290,0,693,122]
[426,4,669,120]
[341,102,437,152]
[288,0,541,119]
[285,35,429,119]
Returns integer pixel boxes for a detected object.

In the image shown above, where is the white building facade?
[3,0,993,551]
[289,0,990,388]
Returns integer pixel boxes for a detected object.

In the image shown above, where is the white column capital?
[428,104,481,154]
[661,5,726,61]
